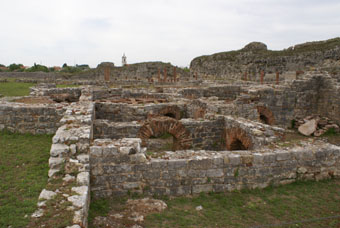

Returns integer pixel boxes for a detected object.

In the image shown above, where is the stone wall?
[90,139,340,198]
[92,88,123,101]
[93,119,141,139]
[0,103,64,134]
[93,115,283,151]
[256,73,340,127]
[190,38,340,79]
[95,102,186,122]
[179,85,241,99]
[0,72,59,80]
[93,119,227,150]
[96,61,190,82]
[32,87,94,228]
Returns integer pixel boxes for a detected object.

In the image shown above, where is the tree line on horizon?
[0,63,90,73]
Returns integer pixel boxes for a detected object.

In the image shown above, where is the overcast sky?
[1,0,340,68]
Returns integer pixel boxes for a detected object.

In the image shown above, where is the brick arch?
[158,106,182,120]
[138,116,192,151]
[225,127,253,151]
[257,106,275,125]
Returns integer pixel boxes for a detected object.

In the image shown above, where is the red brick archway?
[138,116,192,151]
[257,106,275,125]
[225,127,253,151]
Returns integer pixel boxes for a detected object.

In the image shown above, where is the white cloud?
[0,0,339,67]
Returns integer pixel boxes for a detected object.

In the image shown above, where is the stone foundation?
[0,102,64,134]
[90,139,340,198]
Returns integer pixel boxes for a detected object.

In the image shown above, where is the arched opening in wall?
[225,127,252,151]
[229,139,247,150]
[156,106,182,120]
[257,106,275,125]
[259,114,269,125]
[138,116,192,154]
[164,112,176,119]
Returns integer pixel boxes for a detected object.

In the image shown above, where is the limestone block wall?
[90,139,340,198]
[30,87,82,100]
[0,72,59,80]
[93,119,141,139]
[181,118,225,150]
[93,116,283,151]
[256,87,296,127]
[32,87,94,228]
[223,115,283,149]
[179,85,241,100]
[257,73,340,127]
[93,119,225,150]
[203,85,241,99]
[92,88,123,101]
[0,103,64,134]
[95,102,186,122]
[317,76,340,124]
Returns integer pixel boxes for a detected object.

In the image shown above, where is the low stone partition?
[92,88,123,100]
[31,87,94,228]
[93,119,141,139]
[0,71,58,80]
[90,139,340,198]
[0,102,65,134]
[95,102,186,122]
[93,115,283,151]
[179,85,241,99]
[30,87,82,102]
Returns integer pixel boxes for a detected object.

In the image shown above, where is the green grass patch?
[146,180,340,228]
[150,132,173,139]
[322,128,338,136]
[89,179,340,228]
[0,80,36,96]
[0,130,52,228]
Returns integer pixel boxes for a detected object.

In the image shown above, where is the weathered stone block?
[263,153,276,163]
[170,186,191,195]
[50,143,69,157]
[123,182,141,190]
[143,171,161,180]
[151,160,168,169]
[192,184,213,194]
[276,151,291,161]
[253,153,264,165]
[206,169,224,178]
[228,154,241,166]
[188,169,206,178]
[77,172,90,185]
[168,159,187,170]
[49,157,64,169]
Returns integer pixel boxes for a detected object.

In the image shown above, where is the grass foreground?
[0,79,35,96]
[0,79,80,97]
[89,179,340,228]
[0,130,52,228]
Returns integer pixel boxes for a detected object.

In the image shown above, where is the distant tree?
[182,67,190,72]
[26,64,49,73]
[9,63,24,72]
[62,63,68,68]
[0,64,5,67]
[61,66,82,74]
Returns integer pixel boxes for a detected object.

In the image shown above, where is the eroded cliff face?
[190,38,340,79]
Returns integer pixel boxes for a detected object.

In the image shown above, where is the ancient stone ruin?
[1,38,340,227]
